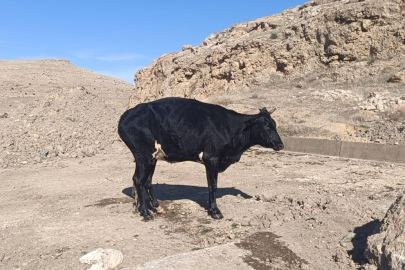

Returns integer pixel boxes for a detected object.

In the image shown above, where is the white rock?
[80,248,123,270]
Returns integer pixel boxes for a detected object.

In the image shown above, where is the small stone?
[182,45,193,51]
[214,237,222,244]
[365,105,377,110]
[240,219,250,226]
[248,218,262,226]
[262,219,271,228]
[81,146,95,157]
[339,232,356,247]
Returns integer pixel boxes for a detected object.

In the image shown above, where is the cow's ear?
[259,107,269,114]
[259,107,276,115]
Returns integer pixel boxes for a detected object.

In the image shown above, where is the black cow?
[118,97,283,221]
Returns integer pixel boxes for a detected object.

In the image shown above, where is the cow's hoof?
[209,208,223,219]
[143,215,154,222]
[211,213,224,219]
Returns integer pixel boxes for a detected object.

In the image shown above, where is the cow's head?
[246,107,284,151]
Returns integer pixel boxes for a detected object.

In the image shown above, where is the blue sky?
[0,0,307,83]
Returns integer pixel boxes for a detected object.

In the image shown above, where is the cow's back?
[148,98,234,131]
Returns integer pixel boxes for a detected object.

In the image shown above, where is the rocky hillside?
[0,60,134,167]
[131,0,405,105]
[0,59,132,111]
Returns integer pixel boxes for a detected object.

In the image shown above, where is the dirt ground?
[1,59,405,269]
[1,146,404,269]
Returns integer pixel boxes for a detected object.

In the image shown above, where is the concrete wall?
[282,137,405,164]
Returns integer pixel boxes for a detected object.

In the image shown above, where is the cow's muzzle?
[273,143,284,151]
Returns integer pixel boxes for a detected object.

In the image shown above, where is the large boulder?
[365,194,405,270]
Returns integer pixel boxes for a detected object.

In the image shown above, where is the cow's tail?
[117,111,131,145]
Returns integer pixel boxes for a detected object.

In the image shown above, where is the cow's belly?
[152,141,203,164]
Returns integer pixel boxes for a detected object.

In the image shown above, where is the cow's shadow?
[122,184,252,209]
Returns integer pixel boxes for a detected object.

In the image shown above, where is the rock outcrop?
[365,194,405,270]
[131,0,405,106]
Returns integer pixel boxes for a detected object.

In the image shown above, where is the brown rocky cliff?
[130,0,405,106]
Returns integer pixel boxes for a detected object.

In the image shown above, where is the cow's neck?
[218,115,258,172]
[227,127,255,158]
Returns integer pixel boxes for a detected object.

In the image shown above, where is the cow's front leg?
[204,157,223,219]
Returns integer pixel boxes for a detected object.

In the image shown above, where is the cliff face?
[131,0,405,106]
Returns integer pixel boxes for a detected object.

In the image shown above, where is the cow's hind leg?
[132,182,139,212]
[145,160,159,208]
[145,160,166,214]
[133,159,156,221]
